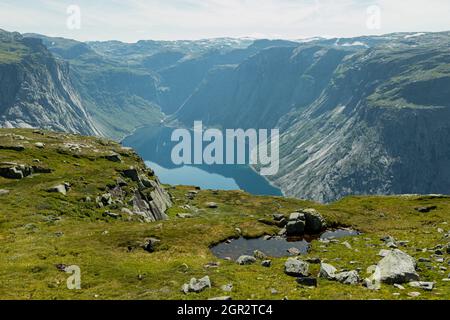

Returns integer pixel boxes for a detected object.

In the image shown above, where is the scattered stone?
[409,281,435,291]
[0,189,9,196]
[205,202,218,209]
[287,248,301,256]
[319,263,337,280]
[261,260,272,268]
[177,213,193,219]
[105,153,122,163]
[376,249,420,284]
[394,284,405,290]
[407,292,421,298]
[204,262,220,269]
[182,276,211,294]
[342,241,352,249]
[236,255,256,265]
[221,284,233,292]
[296,277,317,287]
[103,211,120,219]
[142,238,160,253]
[253,250,268,260]
[284,258,309,277]
[47,184,69,195]
[101,193,113,206]
[335,271,360,285]
[415,206,437,213]
[302,208,327,233]
[270,288,278,295]
[34,142,45,149]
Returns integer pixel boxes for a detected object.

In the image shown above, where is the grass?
[0,128,449,300]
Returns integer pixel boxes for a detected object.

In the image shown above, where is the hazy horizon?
[1,0,450,42]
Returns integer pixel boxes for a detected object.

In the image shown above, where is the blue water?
[122,126,282,196]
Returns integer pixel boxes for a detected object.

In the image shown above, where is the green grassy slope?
[0,129,449,300]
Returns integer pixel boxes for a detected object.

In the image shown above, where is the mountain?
[0,30,98,135]
[2,29,450,202]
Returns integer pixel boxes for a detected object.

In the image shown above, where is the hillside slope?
[0,129,449,300]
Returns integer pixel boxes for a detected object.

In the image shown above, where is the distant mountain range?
[1,29,450,201]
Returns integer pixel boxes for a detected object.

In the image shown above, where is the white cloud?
[0,0,449,41]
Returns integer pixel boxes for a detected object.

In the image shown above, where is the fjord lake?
[122,126,283,196]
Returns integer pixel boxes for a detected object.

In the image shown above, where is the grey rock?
[286,216,306,236]
[221,284,233,292]
[236,255,257,265]
[34,142,45,148]
[0,189,9,196]
[287,247,301,256]
[47,184,69,195]
[302,208,327,233]
[284,258,309,277]
[273,214,285,221]
[105,153,122,163]
[409,281,435,291]
[335,270,360,285]
[319,263,337,280]
[182,276,211,294]
[261,260,272,268]
[101,193,113,206]
[253,250,268,260]
[377,249,420,284]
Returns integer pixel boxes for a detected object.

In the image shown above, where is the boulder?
[302,208,327,233]
[182,276,211,294]
[284,258,309,277]
[319,263,337,280]
[335,270,360,285]
[101,193,113,206]
[377,249,420,284]
[236,255,256,265]
[286,212,306,236]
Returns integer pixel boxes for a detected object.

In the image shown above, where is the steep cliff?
[0,30,99,135]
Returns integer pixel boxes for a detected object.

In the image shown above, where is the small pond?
[211,229,360,260]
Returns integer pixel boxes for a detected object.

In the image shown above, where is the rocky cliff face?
[272,37,450,202]
[0,31,99,135]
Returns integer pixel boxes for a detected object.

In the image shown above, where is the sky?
[1,0,450,42]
